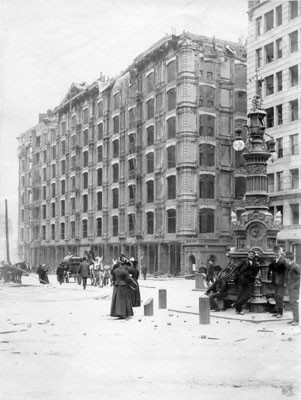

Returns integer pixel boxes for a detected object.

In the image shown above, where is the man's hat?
[273,245,280,251]
[285,251,294,260]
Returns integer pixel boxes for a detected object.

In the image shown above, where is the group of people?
[205,246,300,325]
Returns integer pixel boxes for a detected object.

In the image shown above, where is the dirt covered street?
[1,275,300,400]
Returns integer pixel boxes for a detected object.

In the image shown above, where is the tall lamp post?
[231,94,282,312]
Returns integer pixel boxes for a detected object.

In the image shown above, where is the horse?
[90,256,104,287]
[11,262,30,284]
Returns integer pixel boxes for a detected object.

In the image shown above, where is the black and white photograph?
[0,1,300,399]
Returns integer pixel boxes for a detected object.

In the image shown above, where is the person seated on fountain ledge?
[231,250,259,315]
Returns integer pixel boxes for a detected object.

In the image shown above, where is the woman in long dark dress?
[110,261,134,319]
[129,258,141,307]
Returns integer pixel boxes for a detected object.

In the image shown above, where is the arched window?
[61,200,65,216]
[97,101,103,118]
[97,191,102,210]
[112,164,119,183]
[146,98,154,120]
[167,175,176,199]
[129,133,136,154]
[129,108,135,129]
[235,177,246,200]
[128,213,136,235]
[61,180,65,195]
[83,151,88,167]
[166,60,176,83]
[146,212,154,234]
[128,184,136,204]
[146,125,154,146]
[70,221,75,238]
[199,144,215,166]
[113,92,120,110]
[83,130,88,146]
[199,115,215,137]
[112,216,118,237]
[83,172,88,189]
[113,140,119,158]
[112,188,119,209]
[167,209,176,233]
[167,117,176,139]
[199,175,215,199]
[82,219,88,238]
[146,152,154,173]
[97,123,103,140]
[199,209,214,233]
[146,181,154,203]
[83,194,88,212]
[83,108,89,125]
[97,168,102,186]
[147,72,154,93]
[167,146,176,169]
[96,218,102,237]
[167,88,176,111]
[113,115,119,134]
[60,222,65,239]
[97,145,103,162]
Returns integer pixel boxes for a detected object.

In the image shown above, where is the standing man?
[206,257,215,286]
[268,245,287,318]
[231,250,259,315]
[78,257,90,290]
[285,251,300,326]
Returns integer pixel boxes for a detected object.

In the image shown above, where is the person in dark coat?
[205,266,229,311]
[268,245,287,318]
[231,250,259,315]
[78,257,90,290]
[128,258,141,307]
[37,264,49,284]
[56,263,65,285]
[206,257,215,285]
[110,261,134,319]
[285,251,300,326]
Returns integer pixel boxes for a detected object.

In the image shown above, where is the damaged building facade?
[18,32,247,274]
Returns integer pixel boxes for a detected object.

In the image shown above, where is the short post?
[158,289,167,309]
[199,296,210,324]
[195,273,207,291]
[144,298,154,316]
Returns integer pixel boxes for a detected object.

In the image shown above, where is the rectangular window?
[265,42,274,64]
[256,16,262,36]
[265,75,274,95]
[290,204,299,225]
[276,38,282,59]
[266,107,274,128]
[290,134,299,155]
[277,138,283,158]
[290,1,298,19]
[276,105,283,126]
[265,10,274,32]
[290,169,299,189]
[290,31,298,53]
[267,173,274,193]
[277,171,283,191]
[256,48,262,67]
[290,65,298,86]
[276,71,282,92]
[290,100,299,121]
[276,5,282,25]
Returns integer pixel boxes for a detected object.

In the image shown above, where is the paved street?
[1,275,300,400]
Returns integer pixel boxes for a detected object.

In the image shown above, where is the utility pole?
[5,199,11,264]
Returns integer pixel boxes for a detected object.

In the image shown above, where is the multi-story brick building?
[18,32,247,274]
[248,1,301,262]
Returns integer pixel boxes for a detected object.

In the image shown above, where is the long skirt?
[110,285,134,318]
[130,281,141,307]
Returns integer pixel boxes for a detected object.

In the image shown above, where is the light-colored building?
[18,32,247,273]
[247,0,301,262]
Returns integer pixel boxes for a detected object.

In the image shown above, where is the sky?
[0,0,248,240]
